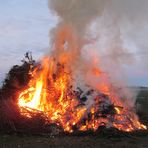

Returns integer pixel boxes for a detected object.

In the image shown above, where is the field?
[0,134,148,148]
[0,87,148,148]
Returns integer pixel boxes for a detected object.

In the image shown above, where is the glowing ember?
[17,56,147,133]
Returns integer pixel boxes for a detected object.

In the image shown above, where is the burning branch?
[0,52,147,135]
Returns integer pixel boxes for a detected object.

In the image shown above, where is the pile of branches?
[0,52,64,136]
[0,52,147,137]
[0,52,34,101]
[0,52,111,136]
[0,99,62,135]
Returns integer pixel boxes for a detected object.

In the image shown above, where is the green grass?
[137,88,148,124]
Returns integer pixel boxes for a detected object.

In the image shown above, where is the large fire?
[17,57,147,133]
[17,28,147,133]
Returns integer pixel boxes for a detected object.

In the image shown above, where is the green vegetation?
[135,87,148,126]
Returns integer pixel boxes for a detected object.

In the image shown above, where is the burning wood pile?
[0,52,147,136]
[0,0,147,139]
[0,0,147,137]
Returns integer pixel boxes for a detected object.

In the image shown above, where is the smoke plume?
[48,0,108,38]
[48,0,148,105]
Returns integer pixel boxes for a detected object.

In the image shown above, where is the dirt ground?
[0,134,148,148]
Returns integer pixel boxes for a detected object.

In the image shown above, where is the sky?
[0,0,147,86]
[0,0,57,82]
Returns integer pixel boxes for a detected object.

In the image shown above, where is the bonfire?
[16,51,146,134]
[0,0,147,136]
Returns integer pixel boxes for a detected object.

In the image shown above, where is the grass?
[136,87,148,124]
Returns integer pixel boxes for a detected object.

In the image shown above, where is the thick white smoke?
[91,0,148,96]
[48,0,108,39]
[48,0,148,106]
[97,0,148,66]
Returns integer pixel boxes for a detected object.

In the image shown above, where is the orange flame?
[17,56,147,133]
[17,27,147,133]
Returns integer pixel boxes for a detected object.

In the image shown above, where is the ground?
[0,87,148,148]
[0,134,148,148]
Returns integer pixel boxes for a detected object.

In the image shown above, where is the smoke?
[48,0,109,90]
[92,0,148,102]
[48,0,108,39]
[83,0,148,87]
[111,0,148,58]
[48,0,148,73]
[48,0,148,105]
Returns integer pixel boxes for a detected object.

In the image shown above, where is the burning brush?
[0,51,147,135]
[1,50,143,134]
[0,0,147,136]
